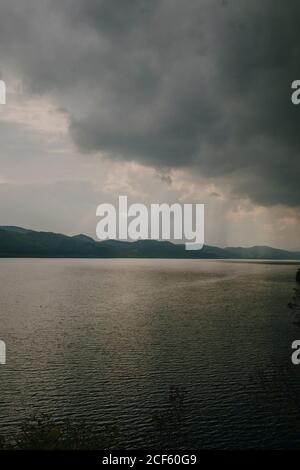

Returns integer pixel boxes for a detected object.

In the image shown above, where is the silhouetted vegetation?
[0,414,119,450]
[151,386,188,448]
[288,288,300,326]
[0,386,190,450]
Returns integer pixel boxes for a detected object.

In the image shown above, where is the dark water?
[1,258,300,449]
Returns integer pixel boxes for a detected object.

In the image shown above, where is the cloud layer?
[0,0,300,207]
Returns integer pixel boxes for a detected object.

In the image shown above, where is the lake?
[0,258,300,449]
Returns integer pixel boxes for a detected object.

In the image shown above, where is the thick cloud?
[0,0,300,206]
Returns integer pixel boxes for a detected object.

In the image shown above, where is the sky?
[0,0,299,249]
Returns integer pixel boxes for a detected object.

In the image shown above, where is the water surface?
[0,259,299,449]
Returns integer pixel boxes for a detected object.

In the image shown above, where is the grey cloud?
[0,0,300,206]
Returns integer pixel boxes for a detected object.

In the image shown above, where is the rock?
[297,269,300,282]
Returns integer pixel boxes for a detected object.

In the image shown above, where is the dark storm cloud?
[0,0,300,205]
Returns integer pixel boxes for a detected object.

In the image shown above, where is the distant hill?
[0,226,299,260]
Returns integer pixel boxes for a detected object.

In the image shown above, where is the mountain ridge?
[0,226,299,260]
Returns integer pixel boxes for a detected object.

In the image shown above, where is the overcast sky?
[0,0,299,249]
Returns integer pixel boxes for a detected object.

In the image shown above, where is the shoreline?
[0,257,299,265]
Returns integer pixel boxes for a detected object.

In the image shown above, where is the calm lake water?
[1,258,300,449]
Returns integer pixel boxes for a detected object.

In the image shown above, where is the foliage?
[0,414,119,450]
[288,288,300,326]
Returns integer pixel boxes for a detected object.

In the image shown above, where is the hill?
[0,226,299,260]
